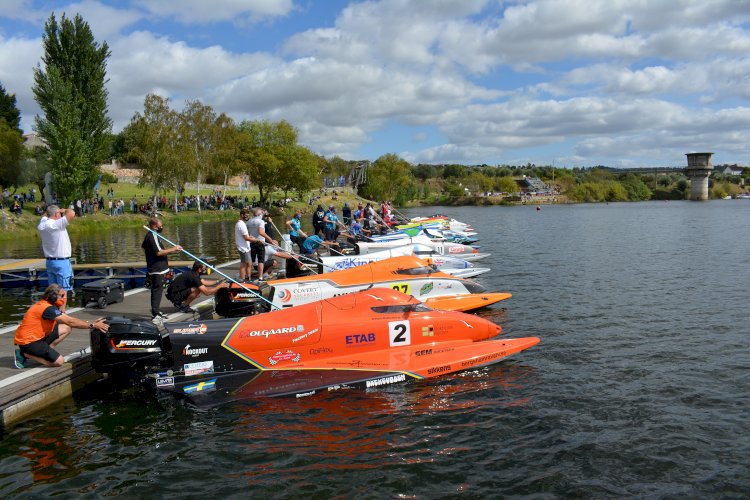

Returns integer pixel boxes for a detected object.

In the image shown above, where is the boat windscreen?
[371,304,431,313]
[394,266,435,275]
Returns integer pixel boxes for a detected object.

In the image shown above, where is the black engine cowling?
[90,316,170,373]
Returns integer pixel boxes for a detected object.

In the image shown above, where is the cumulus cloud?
[134,0,294,24]
[2,0,750,165]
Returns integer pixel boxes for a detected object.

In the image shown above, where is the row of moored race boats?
[89,213,540,403]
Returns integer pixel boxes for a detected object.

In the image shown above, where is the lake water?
[1,201,748,497]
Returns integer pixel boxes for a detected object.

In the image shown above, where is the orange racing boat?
[90,288,539,401]
[215,255,511,317]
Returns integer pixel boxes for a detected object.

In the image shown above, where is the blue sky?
[1,0,750,168]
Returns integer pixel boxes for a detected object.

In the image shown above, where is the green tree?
[0,120,24,189]
[212,113,240,194]
[277,145,319,199]
[361,153,414,203]
[619,173,652,201]
[19,146,52,200]
[127,94,181,213]
[0,83,22,132]
[32,13,112,204]
[236,119,298,206]
[178,100,221,213]
[494,176,519,194]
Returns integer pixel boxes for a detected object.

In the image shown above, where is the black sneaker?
[176,303,196,314]
[152,312,169,320]
[14,348,26,369]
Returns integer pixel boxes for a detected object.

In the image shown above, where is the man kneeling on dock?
[13,284,109,369]
[166,261,229,314]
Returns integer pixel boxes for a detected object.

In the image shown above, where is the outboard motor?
[90,316,169,374]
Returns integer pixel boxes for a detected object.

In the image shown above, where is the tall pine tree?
[0,83,22,132]
[32,13,111,204]
[0,82,24,189]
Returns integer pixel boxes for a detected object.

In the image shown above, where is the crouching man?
[14,284,109,369]
[167,261,229,313]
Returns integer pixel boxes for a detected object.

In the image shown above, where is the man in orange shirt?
[14,284,109,369]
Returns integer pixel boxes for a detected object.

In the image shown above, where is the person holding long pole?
[142,218,182,321]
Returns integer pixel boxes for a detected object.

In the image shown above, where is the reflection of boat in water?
[90,288,539,402]
[214,255,510,317]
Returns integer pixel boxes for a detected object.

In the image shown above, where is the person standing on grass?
[142,218,182,321]
[13,284,109,369]
[37,204,75,292]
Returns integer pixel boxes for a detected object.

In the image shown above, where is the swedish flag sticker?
[184,378,217,394]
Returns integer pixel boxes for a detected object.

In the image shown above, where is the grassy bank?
[0,183,377,242]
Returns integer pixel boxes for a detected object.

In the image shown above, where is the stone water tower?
[685,152,713,201]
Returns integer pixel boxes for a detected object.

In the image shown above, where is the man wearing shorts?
[37,205,75,291]
[14,284,109,369]
[246,208,277,281]
[235,208,256,281]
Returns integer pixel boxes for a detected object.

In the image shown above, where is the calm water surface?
[1,201,749,497]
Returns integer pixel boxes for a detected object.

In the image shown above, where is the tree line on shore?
[1,12,748,210]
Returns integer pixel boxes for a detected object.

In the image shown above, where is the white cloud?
[134,0,294,24]
[0,35,42,132]
[2,0,750,165]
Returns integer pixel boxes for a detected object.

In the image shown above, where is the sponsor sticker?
[419,282,434,296]
[155,376,174,388]
[422,325,434,337]
[427,365,451,375]
[182,344,209,357]
[173,323,208,335]
[345,333,376,346]
[268,350,301,365]
[184,360,214,376]
[366,374,406,388]
[237,325,304,339]
[114,338,158,348]
[184,378,217,394]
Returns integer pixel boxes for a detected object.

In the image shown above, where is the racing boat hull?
[90,288,538,402]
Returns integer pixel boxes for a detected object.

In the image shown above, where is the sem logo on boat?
[427,365,451,375]
[346,333,375,345]
[182,344,208,357]
[419,282,433,296]
[115,339,157,348]
[415,349,432,356]
[268,350,301,365]
[173,323,208,335]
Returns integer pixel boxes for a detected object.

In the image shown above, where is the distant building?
[721,164,744,176]
[22,133,45,149]
[516,176,550,195]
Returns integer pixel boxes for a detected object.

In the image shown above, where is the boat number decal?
[391,283,410,294]
[388,320,411,347]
